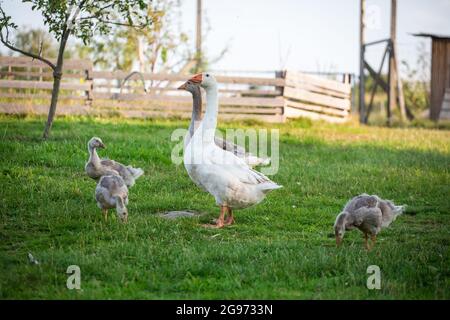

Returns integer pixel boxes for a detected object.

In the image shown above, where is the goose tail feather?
[127,166,144,180]
[259,182,283,194]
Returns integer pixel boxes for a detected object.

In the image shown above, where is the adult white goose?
[183,73,282,228]
[178,80,270,167]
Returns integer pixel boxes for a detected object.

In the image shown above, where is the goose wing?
[214,136,271,167]
[207,145,281,189]
[344,194,378,213]
[351,206,382,227]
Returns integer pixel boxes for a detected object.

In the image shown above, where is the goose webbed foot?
[202,205,226,228]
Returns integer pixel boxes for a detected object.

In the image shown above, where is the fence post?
[84,65,93,108]
[343,73,357,115]
[8,64,13,94]
[342,73,351,84]
[276,70,287,122]
[275,70,286,96]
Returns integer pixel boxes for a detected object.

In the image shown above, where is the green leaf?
[161,46,167,63]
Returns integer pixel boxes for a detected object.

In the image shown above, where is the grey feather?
[95,174,129,222]
[334,194,405,248]
[85,137,144,187]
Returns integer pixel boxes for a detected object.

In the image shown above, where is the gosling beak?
[178,81,188,90]
[99,142,106,149]
[189,73,203,84]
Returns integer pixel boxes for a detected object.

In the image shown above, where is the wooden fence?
[0,57,352,123]
[284,71,351,123]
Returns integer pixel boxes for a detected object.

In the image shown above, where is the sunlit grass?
[0,115,449,299]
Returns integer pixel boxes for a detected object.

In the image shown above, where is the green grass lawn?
[0,114,449,299]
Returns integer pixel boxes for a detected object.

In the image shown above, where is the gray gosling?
[334,194,405,250]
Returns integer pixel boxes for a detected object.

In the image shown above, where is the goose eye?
[206,74,209,77]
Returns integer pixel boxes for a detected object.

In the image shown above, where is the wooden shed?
[414,33,450,120]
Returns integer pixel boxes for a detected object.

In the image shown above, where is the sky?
[2,0,450,76]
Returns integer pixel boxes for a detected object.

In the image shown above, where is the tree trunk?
[42,69,62,139]
[42,30,69,139]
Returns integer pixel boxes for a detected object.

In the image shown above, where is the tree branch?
[0,5,56,69]
[0,32,56,69]
[66,0,89,31]
[79,17,148,29]
[76,3,115,21]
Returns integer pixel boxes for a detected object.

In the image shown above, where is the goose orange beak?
[189,73,203,84]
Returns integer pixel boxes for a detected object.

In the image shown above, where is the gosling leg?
[364,233,369,250]
[369,235,377,250]
[102,209,108,221]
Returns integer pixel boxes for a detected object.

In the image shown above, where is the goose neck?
[188,87,203,138]
[88,146,101,167]
[202,85,219,142]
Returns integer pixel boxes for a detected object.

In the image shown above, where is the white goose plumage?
[178,80,270,167]
[182,73,282,228]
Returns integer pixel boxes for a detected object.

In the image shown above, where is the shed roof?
[412,33,450,40]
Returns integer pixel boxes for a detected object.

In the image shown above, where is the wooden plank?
[0,102,285,122]
[284,100,349,117]
[88,107,285,122]
[388,0,398,125]
[359,0,366,123]
[284,106,348,123]
[239,89,282,97]
[285,77,350,98]
[0,71,85,79]
[0,61,90,71]
[285,70,351,94]
[0,92,86,100]
[364,61,389,92]
[216,75,284,86]
[430,40,449,120]
[218,113,285,123]
[91,71,285,86]
[0,56,92,70]
[94,83,281,96]
[92,92,284,107]
[0,103,89,115]
[93,102,282,115]
[283,86,350,110]
[0,79,90,91]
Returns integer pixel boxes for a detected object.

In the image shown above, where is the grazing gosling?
[95,174,129,223]
[334,194,405,250]
[85,137,144,188]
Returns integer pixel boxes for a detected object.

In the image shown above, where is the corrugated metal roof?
[412,33,450,40]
